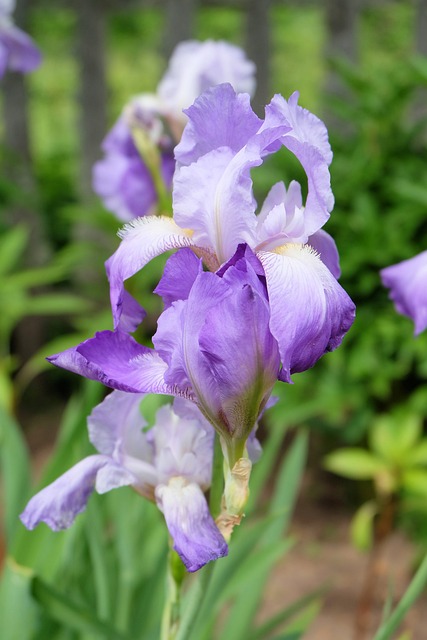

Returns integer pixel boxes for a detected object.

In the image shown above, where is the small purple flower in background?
[0,0,41,78]
[21,391,228,572]
[381,250,427,335]
[106,83,355,382]
[93,40,256,221]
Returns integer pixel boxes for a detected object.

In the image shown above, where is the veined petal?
[199,269,280,439]
[154,248,201,309]
[175,83,261,166]
[77,330,191,398]
[155,478,228,572]
[381,251,427,335]
[258,245,355,381]
[107,216,194,328]
[308,229,341,278]
[20,456,110,531]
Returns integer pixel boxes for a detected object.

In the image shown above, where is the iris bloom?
[381,250,427,335]
[49,248,279,464]
[106,83,355,382]
[48,247,277,526]
[0,0,41,77]
[93,40,255,221]
[21,391,228,572]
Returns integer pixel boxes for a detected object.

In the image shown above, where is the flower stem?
[161,548,186,640]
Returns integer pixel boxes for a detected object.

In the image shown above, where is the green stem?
[161,549,186,640]
[175,562,216,640]
[210,433,224,519]
[372,551,427,640]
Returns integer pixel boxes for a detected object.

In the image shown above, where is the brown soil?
[261,503,427,640]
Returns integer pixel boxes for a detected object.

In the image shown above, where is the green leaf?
[0,558,39,640]
[0,226,27,275]
[324,448,385,480]
[406,440,427,467]
[401,470,427,498]
[23,294,91,315]
[373,552,427,640]
[249,590,324,640]
[0,406,31,543]
[370,414,422,464]
[350,501,378,551]
[31,576,130,639]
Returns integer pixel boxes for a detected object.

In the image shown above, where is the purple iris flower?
[381,251,427,335]
[0,0,41,77]
[106,83,355,380]
[48,247,280,461]
[93,40,256,221]
[20,391,228,572]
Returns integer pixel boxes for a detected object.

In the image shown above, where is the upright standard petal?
[381,251,427,335]
[155,478,228,572]
[106,216,194,328]
[175,83,262,167]
[265,93,334,235]
[259,244,355,381]
[157,40,256,115]
[20,456,110,531]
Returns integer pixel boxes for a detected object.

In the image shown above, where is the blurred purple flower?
[93,40,256,221]
[21,391,228,572]
[0,0,41,77]
[106,83,355,380]
[381,250,427,335]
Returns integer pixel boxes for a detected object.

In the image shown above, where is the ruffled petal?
[155,478,228,572]
[381,251,427,335]
[265,93,334,235]
[258,245,355,381]
[173,86,290,264]
[175,83,261,166]
[308,229,341,278]
[20,456,110,531]
[106,216,194,328]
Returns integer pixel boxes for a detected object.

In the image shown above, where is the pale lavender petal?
[20,456,110,531]
[88,390,146,456]
[149,403,214,488]
[155,478,228,572]
[308,229,341,279]
[258,245,355,381]
[154,248,201,309]
[117,290,146,333]
[158,40,256,115]
[381,251,427,335]
[175,83,261,166]
[265,93,334,235]
[106,216,194,328]
[0,23,41,76]
[173,87,290,264]
[95,463,136,494]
